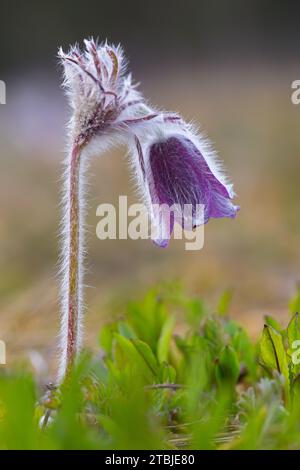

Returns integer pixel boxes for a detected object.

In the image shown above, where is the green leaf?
[287,313,300,379]
[231,326,256,379]
[259,325,284,372]
[215,345,240,386]
[99,322,117,355]
[203,318,223,355]
[118,321,137,340]
[113,333,166,384]
[113,334,154,383]
[224,319,240,337]
[259,325,290,403]
[159,363,176,383]
[264,315,282,333]
[291,374,300,403]
[126,290,168,351]
[287,312,300,350]
[157,316,175,363]
[184,297,207,326]
[0,372,38,449]
[132,339,159,376]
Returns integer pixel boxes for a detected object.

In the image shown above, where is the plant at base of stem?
[58,38,239,382]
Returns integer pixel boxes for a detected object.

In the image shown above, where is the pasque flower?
[58,38,238,381]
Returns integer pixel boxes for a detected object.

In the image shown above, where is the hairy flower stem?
[67,143,81,372]
[59,141,84,381]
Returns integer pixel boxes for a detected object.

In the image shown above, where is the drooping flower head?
[129,119,239,246]
[59,38,238,248]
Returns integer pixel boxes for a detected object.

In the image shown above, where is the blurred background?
[1,0,300,376]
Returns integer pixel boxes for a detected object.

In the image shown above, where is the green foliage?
[1,286,300,449]
[215,345,240,387]
[258,324,290,403]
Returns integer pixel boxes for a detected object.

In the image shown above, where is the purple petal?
[148,135,239,246]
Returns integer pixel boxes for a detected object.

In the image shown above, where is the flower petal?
[148,135,239,245]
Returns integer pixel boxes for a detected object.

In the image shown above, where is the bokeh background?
[1,0,300,376]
